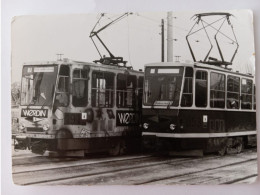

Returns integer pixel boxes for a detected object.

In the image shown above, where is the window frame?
[226,75,240,109]
[181,67,193,107]
[210,72,226,109]
[241,78,253,110]
[91,71,115,108]
[195,70,208,108]
[72,68,89,107]
[55,65,70,107]
[116,73,137,108]
[253,84,256,110]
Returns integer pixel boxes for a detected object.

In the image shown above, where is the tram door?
[54,65,70,108]
[91,70,115,133]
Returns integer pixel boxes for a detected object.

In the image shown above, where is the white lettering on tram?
[118,112,135,125]
[22,109,47,117]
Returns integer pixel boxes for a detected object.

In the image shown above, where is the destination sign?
[34,67,54,72]
[153,100,173,106]
[157,68,179,74]
[21,109,48,118]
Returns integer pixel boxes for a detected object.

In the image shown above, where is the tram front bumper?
[17,133,55,139]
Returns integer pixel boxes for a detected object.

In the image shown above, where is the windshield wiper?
[40,92,46,100]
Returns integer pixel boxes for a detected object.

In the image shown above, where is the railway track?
[12,149,257,185]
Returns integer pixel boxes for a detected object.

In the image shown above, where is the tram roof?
[145,62,254,78]
[22,59,143,74]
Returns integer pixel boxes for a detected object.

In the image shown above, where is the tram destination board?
[10,9,257,185]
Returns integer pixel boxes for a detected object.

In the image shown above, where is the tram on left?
[14,59,144,156]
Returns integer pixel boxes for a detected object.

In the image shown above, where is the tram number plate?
[203,115,208,128]
[116,111,139,126]
[203,115,208,123]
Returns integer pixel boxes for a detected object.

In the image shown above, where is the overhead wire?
[97,13,242,69]
[119,13,250,73]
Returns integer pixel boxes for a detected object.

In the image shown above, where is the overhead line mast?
[167,12,173,62]
[161,19,165,62]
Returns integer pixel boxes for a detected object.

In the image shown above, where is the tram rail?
[12,148,257,185]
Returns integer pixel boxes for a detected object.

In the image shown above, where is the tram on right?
[141,62,256,154]
[141,13,257,155]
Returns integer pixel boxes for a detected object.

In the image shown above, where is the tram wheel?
[119,140,126,155]
[235,139,244,154]
[109,140,126,156]
[109,142,121,156]
[217,145,227,156]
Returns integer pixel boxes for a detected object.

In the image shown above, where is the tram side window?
[92,71,114,108]
[210,72,225,108]
[181,67,193,107]
[72,69,88,107]
[55,65,70,107]
[195,70,207,107]
[138,76,144,109]
[254,85,256,110]
[227,76,240,109]
[241,79,253,109]
[116,74,137,108]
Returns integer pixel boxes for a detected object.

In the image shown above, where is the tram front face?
[18,65,59,138]
[142,66,184,133]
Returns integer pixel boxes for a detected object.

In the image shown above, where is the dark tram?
[141,13,257,155]
[142,62,256,154]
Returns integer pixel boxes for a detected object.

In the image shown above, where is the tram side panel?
[142,63,256,153]
[55,67,144,153]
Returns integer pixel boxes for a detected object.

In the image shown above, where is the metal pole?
[167,12,173,62]
[161,19,164,62]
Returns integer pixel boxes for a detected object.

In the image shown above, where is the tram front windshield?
[144,67,184,106]
[21,65,58,106]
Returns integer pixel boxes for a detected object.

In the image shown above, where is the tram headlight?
[143,123,149,129]
[169,124,176,131]
[18,123,25,130]
[43,124,50,131]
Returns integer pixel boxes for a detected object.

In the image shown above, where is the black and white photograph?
[9,7,258,187]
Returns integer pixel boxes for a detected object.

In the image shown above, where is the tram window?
[57,77,69,92]
[195,70,207,107]
[72,69,88,107]
[57,65,70,93]
[138,76,144,109]
[92,71,114,108]
[227,76,240,109]
[253,85,256,110]
[59,65,70,76]
[55,65,70,107]
[181,67,193,107]
[241,79,253,109]
[116,74,137,108]
[210,73,225,108]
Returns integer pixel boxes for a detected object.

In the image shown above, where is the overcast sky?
[11,10,255,82]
